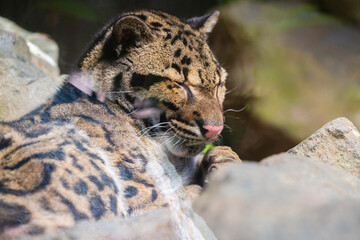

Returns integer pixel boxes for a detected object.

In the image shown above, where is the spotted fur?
[0,10,240,237]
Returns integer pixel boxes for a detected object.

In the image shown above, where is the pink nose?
[202,125,223,139]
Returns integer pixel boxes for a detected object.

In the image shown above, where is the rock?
[0,17,64,121]
[18,206,215,239]
[0,58,64,121]
[194,153,360,240]
[289,117,360,178]
[18,207,178,240]
[211,2,360,142]
[26,33,58,66]
[0,16,59,76]
[0,31,30,62]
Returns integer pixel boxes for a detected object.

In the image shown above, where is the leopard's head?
[78,10,226,157]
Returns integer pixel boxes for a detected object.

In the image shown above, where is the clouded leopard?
[0,10,241,237]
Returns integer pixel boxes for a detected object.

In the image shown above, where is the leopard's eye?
[180,83,194,103]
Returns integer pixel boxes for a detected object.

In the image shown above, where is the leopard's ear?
[112,16,154,51]
[186,11,219,35]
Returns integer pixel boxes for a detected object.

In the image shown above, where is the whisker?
[223,124,232,132]
[214,136,223,145]
[171,138,182,149]
[175,139,186,150]
[106,90,134,94]
[223,116,243,120]
[225,84,240,95]
[223,106,247,114]
[161,129,179,146]
[214,133,224,143]
[140,122,169,137]
[160,126,175,142]
[184,141,203,146]
[140,122,169,134]
[127,108,140,116]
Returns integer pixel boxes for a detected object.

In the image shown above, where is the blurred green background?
[1,0,359,160]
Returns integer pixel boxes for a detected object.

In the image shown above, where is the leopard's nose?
[202,125,223,139]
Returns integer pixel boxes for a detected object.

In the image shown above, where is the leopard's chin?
[164,137,206,157]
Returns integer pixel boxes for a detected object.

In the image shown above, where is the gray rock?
[194,153,360,240]
[0,31,30,62]
[0,16,63,121]
[27,33,58,66]
[26,34,60,77]
[289,117,360,178]
[0,58,64,121]
[0,16,59,76]
[18,207,179,240]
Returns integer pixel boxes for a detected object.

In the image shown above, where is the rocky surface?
[195,118,360,240]
[289,117,360,178]
[18,205,216,240]
[0,17,64,121]
[0,16,59,76]
[19,207,185,240]
[195,153,360,240]
[0,56,65,122]
[15,186,215,240]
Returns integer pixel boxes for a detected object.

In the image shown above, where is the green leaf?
[202,144,215,154]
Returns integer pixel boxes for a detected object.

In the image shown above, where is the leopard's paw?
[200,146,241,185]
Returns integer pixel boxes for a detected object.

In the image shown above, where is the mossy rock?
[212,2,360,142]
